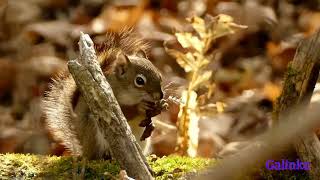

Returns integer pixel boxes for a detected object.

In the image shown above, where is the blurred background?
[0,0,320,159]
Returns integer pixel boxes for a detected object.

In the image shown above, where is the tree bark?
[67,32,153,179]
[275,30,320,179]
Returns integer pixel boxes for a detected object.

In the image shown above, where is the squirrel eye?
[134,74,147,87]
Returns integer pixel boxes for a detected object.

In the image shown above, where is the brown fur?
[96,28,149,73]
[42,29,162,159]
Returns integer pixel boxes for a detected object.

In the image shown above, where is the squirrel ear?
[136,49,147,59]
[115,52,130,77]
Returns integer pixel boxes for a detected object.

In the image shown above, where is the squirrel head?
[104,50,163,106]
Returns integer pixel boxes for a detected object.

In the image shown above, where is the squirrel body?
[43,29,163,159]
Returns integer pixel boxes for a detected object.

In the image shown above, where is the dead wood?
[275,30,320,179]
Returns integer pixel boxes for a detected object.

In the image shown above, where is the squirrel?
[42,29,164,160]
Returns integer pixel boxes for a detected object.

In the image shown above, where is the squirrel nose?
[153,91,163,100]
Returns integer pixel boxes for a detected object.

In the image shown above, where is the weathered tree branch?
[275,30,320,179]
[67,32,153,179]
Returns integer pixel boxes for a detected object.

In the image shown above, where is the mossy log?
[275,30,320,178]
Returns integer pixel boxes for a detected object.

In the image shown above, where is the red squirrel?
[42,29,164,159]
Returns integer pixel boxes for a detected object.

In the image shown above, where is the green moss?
[148,155,212,180]
[286,63,299,77]
[0,153,312,179]
[0,154,120,180]
[0,154,211,180]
